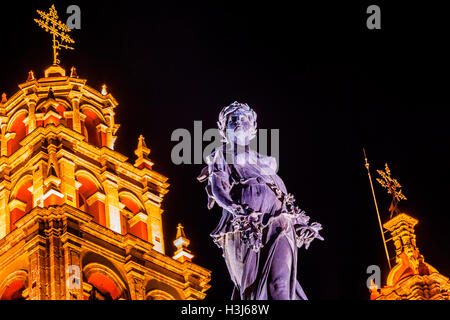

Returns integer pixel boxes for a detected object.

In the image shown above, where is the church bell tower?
[0,5,210,300]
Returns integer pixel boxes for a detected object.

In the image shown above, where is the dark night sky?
[1,1,449,300]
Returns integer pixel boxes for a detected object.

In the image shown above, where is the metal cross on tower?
[34,4,75,65]
[376,163,407,219]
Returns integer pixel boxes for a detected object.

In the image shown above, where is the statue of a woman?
[197,101,323,300]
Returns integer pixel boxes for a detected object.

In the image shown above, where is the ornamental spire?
[134,135,153,169]
[172,223,193,263]
[34,4,75,65]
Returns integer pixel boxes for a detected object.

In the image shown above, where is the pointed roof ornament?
[138,135,150,154]
[176,223,187,239]
[134,135,153,169]
[101,84,108,96]
[70,66,78,78]
[1,93,6,104]
[44,158,62,190]
[172,223,194,263]
[47,162,59,178]
[27,70,36,81]
[47,87,56,100]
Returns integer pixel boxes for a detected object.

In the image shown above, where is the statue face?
[226,109,253,146]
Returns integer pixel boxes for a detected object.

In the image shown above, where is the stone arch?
[0,270,28,300]
[54,98,73,112]
[81,252,130,300]
[146,289,175,300]
[119,190,148,240]
[80,104,106,123]
[9,174,33,231]
[35,98,72,113]
[118,190,145,214]
[80,104,106,147]
[34,98,73,128]
[53,99,73,128]
[145,279,182,300]
[6,108,28,155]
[75,169,105,226]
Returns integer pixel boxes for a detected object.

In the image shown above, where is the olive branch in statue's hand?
[281,193,324,249]
[294,222,324,249]
[230,203,253,216]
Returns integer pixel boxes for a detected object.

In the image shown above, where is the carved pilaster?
[71,97,81,133]
[27,244,48,300]
[102,175,122,233]
[63,242,83,300]
[0,179,11,239]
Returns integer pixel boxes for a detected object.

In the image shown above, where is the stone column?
[125,268,146,300]
[32,160,45,208]
[143,194,164,254]
[26,100,37,133]
[71,97,81,133]
[102,174,122,234]
[59,157,78,207]
[28,244,48,300]
[0,119,8,157]
[63,242,83,300]
[105,113,115,149]
[0,181,11,239]
[47,225,65,300]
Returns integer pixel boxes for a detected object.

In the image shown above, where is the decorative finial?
[27,70,36,81]
[70,66,78,78]
[138,135,149,151]
[47,88,56,100]
[376,163,407,218]
[172,223,194,263]
[176,223,186,239]
[1,93,6,104]
[134,135,153,169]
[34,4,75,65]
[101,84,108,95]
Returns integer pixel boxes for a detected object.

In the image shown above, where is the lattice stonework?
[0,64,210,300]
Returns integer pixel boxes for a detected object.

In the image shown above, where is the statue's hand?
[229,203,253,216]
[294,222,324,249]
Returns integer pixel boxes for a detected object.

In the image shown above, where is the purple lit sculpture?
[198,102,324,300]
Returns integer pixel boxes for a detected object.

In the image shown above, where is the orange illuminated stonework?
[0,65,210,300]
[370,213,450,300]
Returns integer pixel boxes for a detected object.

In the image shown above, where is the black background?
[0,1,449,300]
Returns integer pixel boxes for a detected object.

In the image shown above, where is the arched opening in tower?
[87,273,121,300]
[120,194,148,241]
[0,280,26,300]
[10,178,33,231]
[7,112,27,156]
[83,109,102,148]
[77,175,106,227]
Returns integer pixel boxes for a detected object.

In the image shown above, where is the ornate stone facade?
[370,213,450,300]
[0,65,211,300]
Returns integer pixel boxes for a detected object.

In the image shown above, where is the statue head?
[217,101,257,146]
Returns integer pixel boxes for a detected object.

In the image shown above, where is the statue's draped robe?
[199,146,307,300]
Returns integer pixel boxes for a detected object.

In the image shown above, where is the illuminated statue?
[198,102,324,300]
